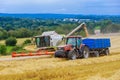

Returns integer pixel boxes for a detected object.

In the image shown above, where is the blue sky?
[0,0,120,15]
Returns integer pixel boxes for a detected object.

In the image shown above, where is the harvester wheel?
[105,48,110,55]
[68,50,77,60]
[54,50,65,57]
[82,46,89,58]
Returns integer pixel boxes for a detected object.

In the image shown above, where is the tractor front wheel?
[54,50,65,58]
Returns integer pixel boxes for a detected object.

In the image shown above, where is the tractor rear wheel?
[68,50,77,60]
[54,50,65,57]
[82,46,89,58]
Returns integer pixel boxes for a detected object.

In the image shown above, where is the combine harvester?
[12,23,111,60]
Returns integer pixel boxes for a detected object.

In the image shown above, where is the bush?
[0,45,7,55]
[23,39,31,45]
[12,46,28,53]
[5,37,17,46]
[12,46,23,51]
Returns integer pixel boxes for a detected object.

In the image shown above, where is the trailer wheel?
[94,51,99,57]
[83,46,89,59]
[68,50,77,60]
[54,50,65,57]
[105,48,110,55]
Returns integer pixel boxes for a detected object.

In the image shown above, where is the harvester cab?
[35,36,51,48]
[34,35,56,52]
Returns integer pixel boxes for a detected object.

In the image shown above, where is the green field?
[0,38,31,56]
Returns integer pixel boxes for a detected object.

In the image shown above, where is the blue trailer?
[83,38,111,57]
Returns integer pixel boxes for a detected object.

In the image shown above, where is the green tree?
[5,37,17,46]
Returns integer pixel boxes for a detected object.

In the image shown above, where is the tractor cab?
[56,36,82,51]
[66,36,82,48]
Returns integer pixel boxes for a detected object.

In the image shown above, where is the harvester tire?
[54,50,65,57]
[68,50,77,60]
[82,46,89,59]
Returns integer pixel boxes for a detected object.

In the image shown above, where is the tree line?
[0,17,120,40]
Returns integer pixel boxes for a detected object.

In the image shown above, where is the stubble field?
[0,33,120,80]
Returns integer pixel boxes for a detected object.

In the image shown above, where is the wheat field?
[0,33,120,80]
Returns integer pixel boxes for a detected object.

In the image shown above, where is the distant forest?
[0,13,120,22]
[0,14,120,40]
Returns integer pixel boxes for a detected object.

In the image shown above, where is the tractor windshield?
[67,37,82,47]
[67,38,76,46]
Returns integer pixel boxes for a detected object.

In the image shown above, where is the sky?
[0,0,120,15]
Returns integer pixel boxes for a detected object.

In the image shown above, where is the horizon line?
[0,13,120,16]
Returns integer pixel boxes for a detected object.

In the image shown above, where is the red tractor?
[55,36,89,60]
